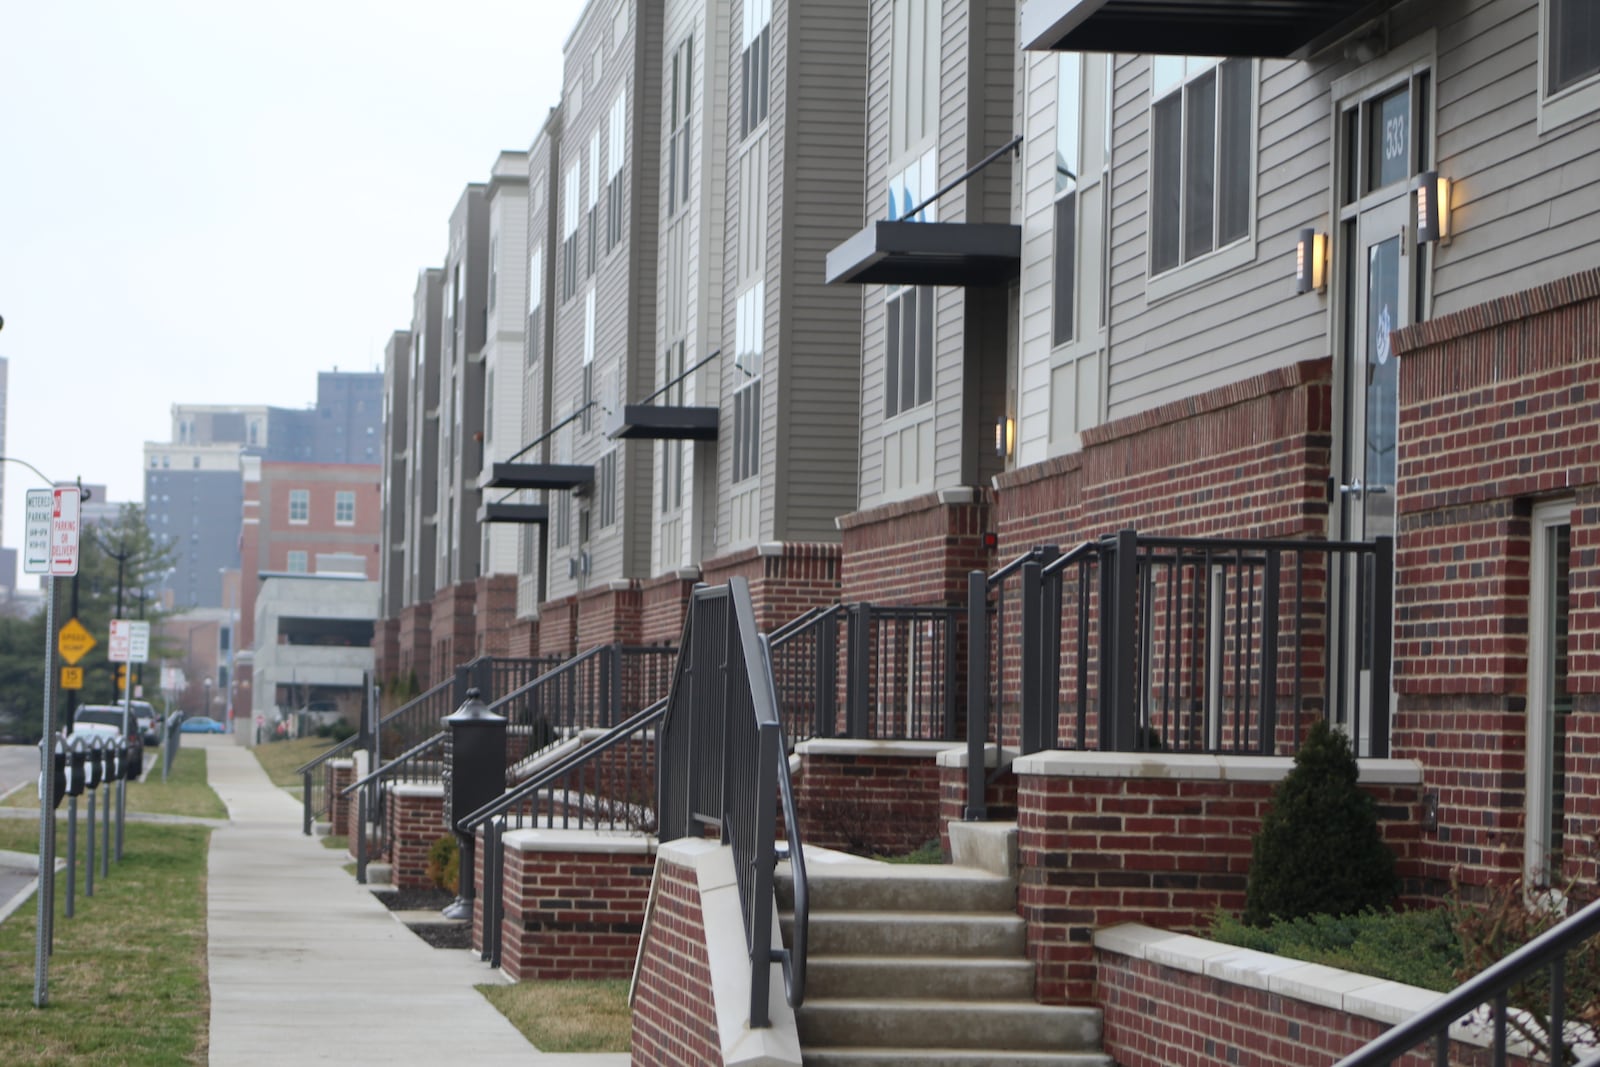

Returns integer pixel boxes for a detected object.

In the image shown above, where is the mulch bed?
[375,886,456,911]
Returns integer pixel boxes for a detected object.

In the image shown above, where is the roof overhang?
[476,502,550,525]
[1019,0,1401,59]
[826,220,1022,287]
[483,462,594,491]
[605,404,720,441]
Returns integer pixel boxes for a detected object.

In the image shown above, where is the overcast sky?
[0,0,586,558]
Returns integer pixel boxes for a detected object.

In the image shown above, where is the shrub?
[1210,907,1459,991]
[1243,719,1397,925]
[425,834,460,894]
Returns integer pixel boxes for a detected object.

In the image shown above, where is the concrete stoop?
[778,862,1112,1067]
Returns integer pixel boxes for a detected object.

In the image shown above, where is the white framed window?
[885,285,934,418]
[1148,56,1255,286]
[741,0,771,138]
[1526,499,1573,886]
[488,231,498,311]
[286,550,308,574]
[661,340,686,512]
[596,450,618,528]
[732,283,764,484]
[582,288,597,433]
[588,129,601,275]
[335,490,355,525]
[288,489,309,524]
[1539,0,1600,131]
[1053,52,1082,348]
[667,35,694,217]
[527,243,544,369]
[562,161,581,302]
[607,91,627,251]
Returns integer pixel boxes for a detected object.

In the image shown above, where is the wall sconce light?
[994,415,1015,459]
[1416,170,1451,244]
[1295,228,1328,294]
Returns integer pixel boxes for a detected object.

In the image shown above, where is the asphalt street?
[0,743,39,801]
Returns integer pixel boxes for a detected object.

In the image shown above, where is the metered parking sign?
[24,489,52,574]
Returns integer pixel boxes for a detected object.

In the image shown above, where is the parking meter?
[68,736,87,798]
[84,737,103,791]
[52,733,68,808]
[111,739,126,781]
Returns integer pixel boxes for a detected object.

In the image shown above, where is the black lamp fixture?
[994,414,1015,459]
[1295,228,1328,294]
[1415,170,1451,244]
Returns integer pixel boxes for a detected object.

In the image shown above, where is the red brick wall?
[700,542,842,632]
[1098,949,1533,1067]
[398,602,433,687]
[504,618,539,658]
[839,490,994,607]
[641,571,698,645]
[473,575,519,658]
[373,617,399,686]
[938,760,1018,844]
[386,785,450,890]
[1016,762,1423,1005]
[326,761,355,837]
[536,596,579,658]
[577,582,643,650]
[495,839,654,981]
[793,748,944,856]
[431,582,476,681]
[630,854,722,1067]
[1390,268,1600,891]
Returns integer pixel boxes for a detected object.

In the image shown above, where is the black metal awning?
[483,462,593,491]
[826,220,1021,287]
[1019,0,1400,58]
[476,502,549,525]
[604,403,719,441]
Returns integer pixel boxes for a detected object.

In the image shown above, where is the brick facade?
[386,783,450,890]
[640,569,699,646]
[700,541,842,632]
[576,581,644,649]
[536,595,579,658]
[792,741,947,856]
[839,488,994,607]
[503,617,539,658]
[325,759,355,837]
[1390,268,1600,891]
[489,832,654,981]
[629,853,722,1067]
[430,582,476,684]
[397,602,433,687]
[472,574,519,658]
[373,617,399,689]
[1015,753,1424,1005]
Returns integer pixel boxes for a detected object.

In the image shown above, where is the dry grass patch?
[0,818,210,1065]
[249,736,338,790]
[477,978,631,1053]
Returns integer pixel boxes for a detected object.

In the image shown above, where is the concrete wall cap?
[796,738,959,760]
[1014,750,1424,784]
[501,828,653,855]
[936,486,976,505]
[934,743,1012,770]
[389,782,445,798]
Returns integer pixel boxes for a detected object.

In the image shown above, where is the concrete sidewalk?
[201,735,630,1066]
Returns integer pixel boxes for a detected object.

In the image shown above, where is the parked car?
[129,700,159,745]
[179,715,225,734]
[72,704,145,777]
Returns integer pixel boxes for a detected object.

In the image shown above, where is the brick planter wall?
[1015,752,1425,1005]
[641,569,699,645]
[1096,925,1540,1067]
[700,542,841,632]
[537,596,579,658]
[576,581,644,650]
[630,851,722,1067]
[386,783,450,890]
[504,617,539,658]
[1390,268,1600,892]
[326,760,355,837]
[398,602,433,687]
[839,488,994,607]
[936,746,1019,839]
[373,617,399,686]
[792,740,949,856]
[473,574,519,658]
[492,830,654,981]
[430,582,476,682]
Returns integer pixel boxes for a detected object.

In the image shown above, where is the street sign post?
[49,487,81,577]
[57,619,95,665]
[24,489,52,575]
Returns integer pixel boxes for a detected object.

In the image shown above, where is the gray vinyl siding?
[483,158,529,578]
[519,112,561,619]
[772,0,868,540]
[380,331,410,615]
[406,269,442,606]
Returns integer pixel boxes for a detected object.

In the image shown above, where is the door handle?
[1338,480,1390,498]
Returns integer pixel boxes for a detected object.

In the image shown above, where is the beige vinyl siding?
[771,0,868,539]
[483,176,529,579]
[519,116,560,620]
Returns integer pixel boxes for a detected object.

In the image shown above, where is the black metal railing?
[659,578,807,1028]
[376,676,455,764]
[965,531,1393,817]
[1333,895,1600,1067]
[296,733,360,835]
[768,604,842,745]
[338,731,447,883]
[488,644,676,774]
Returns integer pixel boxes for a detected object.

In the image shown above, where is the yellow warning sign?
[60,666,84,690]
[57,618,96,666]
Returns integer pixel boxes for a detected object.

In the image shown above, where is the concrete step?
[778,863,1015,914]
[790,910,1027,958]
[802,1049,1114,1067]
[797,998,1103,1052]
[806,956,1035,1000]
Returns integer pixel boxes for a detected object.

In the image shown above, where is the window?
[335,490,355,524]
[884,285,934,418]
[582,288,597,432]
[741,0,771,138]
[286,550,308,574]
[607,92,627,251]
[527,243,544,369]
[562,161,581,301]
[1149,57,1253,275]
[661,341,686,512]
[554,421,573,549]
[289,489,309,524]
[733,283,764,483]
[588,129,601,275]
[596,450,618,528]
[667,36,694,216]
[1541,0,1600,130]
[1054,53,1082,347]
[889,0,940,164]
[488,232,498,311]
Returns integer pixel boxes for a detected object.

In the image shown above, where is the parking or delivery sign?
[50,487,81,577]
[24,489,52,574]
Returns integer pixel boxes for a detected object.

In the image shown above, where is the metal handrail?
[457,699,667,832]
[1333,894,1600,1066]
[763,634,808,1013]
[636,349,720,406]
[293,732,358,777]
[484,644,609,713]
[768,603,840,647]
[339,732,445,797]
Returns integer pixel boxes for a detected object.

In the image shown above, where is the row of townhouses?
[375,0,1598,932]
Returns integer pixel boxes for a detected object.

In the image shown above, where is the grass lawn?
[0,818,211,1065]
[250,736,338,790]
[4,750,224,821]
[478,979,631,1053]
